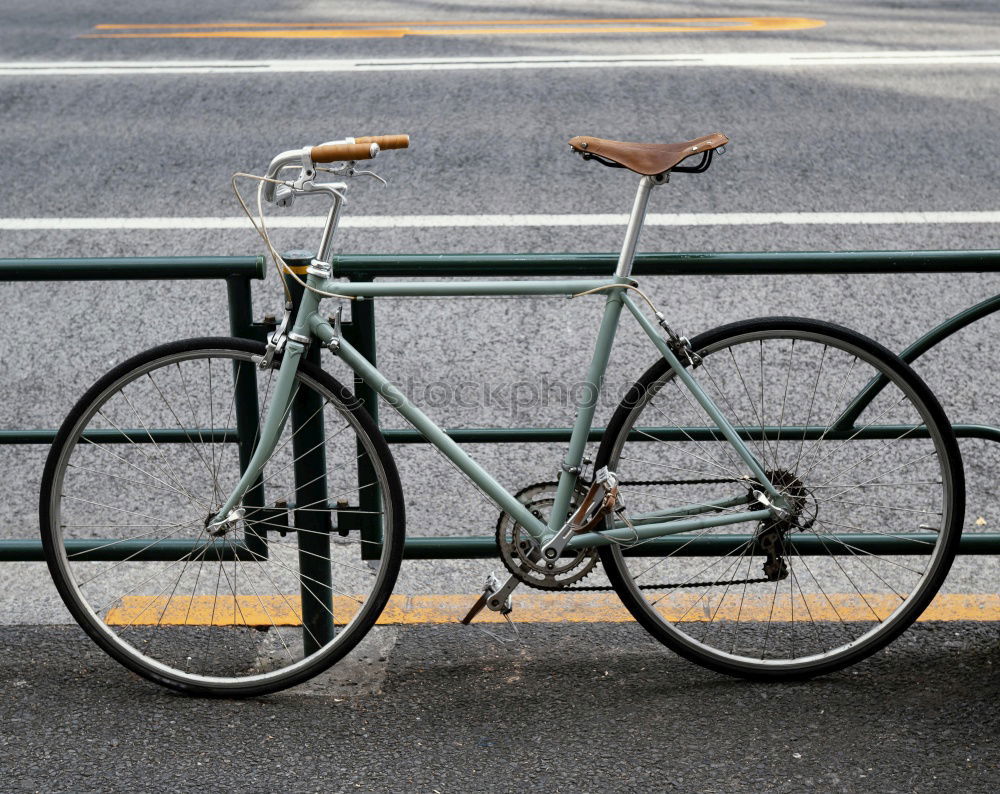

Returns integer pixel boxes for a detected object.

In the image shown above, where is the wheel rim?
[604,326,958,672]
[45,345,399,691]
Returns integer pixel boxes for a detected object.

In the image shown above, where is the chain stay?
[568,474,766,591]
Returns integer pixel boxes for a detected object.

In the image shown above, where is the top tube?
[314,277,627,298]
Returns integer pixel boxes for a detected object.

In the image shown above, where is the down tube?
[326,332,551,542]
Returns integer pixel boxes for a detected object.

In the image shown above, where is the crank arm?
[460,572,521,624]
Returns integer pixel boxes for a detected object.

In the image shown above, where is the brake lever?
[351,171,389,186]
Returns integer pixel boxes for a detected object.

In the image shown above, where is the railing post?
[283,254,335,653]
[340,275,384,561]
[227,275,270,561]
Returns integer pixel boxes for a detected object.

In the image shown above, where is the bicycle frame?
[210,174,784,547]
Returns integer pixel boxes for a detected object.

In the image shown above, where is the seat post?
[614,174,662,278]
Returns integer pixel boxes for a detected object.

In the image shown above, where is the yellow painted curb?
[105,592,1000,627]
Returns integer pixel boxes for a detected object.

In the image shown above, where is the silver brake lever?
[349,168,387,186]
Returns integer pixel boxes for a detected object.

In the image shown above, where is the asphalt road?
[0,621,998,793]
[1,1,999,789]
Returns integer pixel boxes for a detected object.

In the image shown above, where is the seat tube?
[547,175,658,529]
[615,175,658,278]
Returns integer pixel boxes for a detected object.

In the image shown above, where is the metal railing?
[0,255,267,561]
[2,250,999,563]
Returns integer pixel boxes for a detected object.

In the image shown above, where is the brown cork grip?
[355,134,410,150]
[310,142,378,163]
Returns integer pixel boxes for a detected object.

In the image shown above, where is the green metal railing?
[329,249,1000,558]
[2,250,1000,563]
[0,256,267,561]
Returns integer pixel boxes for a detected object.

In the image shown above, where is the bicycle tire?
[40,337,405,697]
[596,317,963,679]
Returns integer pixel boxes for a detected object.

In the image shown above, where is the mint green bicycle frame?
[211,272,779,550]
[211,173,783,548]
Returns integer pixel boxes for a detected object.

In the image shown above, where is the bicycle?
[39,133,964,696]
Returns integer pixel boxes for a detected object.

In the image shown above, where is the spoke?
[796,393,916,484]
[214,356,245,503]
[804,516,937,551]
[114,388,210,513]
[116,534,216,635]
[65,462,186,496]
[656,378,747,479]
[785,548,850,629]
[725,344,776,468]
[688,357,772,469]
[149,366,219,501]
[61,494,194,526]
[259,399,349,478]
[92,530,214,612]
[236,543,365,603]
[791,354,860,478]
[655,539,757,619]
[799,529,886,622]
[65,521,204,558]
[774,339,796,466]
[233,535,309,660]
[647,536,756,607]
[631,416,742,480]
[813,448,938,503]
[761,554,784,660]
[211,534,269,667]
[793,344,827,474]
[619,448,736,481]
[807,521,928,575]
[207,358,220,505]
[809,481,942,489]
[785,542,826,651]
[808,522,911,599]
[729,542,758,655]
[80,435,197,503]
[273,539,377,577]
[796,382,916,487]
[810,497,940,516]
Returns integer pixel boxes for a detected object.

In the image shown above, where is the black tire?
[596,317,963,679]
[40,337,405,697]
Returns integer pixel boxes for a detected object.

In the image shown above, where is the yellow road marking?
[91,18,823,31]
[82,17,825,39]
[106,592,1000,627]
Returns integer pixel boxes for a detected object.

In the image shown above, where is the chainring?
[495,481,598,590]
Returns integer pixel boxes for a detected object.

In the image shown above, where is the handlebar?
[354,134,410,150]
[261,134,409,202]
[311,134,410,163]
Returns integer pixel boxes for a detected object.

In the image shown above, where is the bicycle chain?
[565,475,767,592]
[567,576,772,592]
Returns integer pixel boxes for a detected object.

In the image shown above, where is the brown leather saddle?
[568,133,728,175]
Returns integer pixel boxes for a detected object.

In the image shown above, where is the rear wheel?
[40,337,405,696]
[597,318,963,679]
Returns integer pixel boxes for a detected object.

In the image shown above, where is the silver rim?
[606,328,956,672]
[47,346,398,691]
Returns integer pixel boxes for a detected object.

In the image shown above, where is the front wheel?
[39,337,405,696]
[597,317,963,679]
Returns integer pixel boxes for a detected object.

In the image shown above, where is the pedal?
[460,572,514,624]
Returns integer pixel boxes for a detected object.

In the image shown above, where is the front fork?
[207,281,325,530]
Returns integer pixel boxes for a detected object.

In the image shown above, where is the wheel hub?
[752,469,818,581]
[204,507,244,537]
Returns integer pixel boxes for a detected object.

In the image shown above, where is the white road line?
[1,50,999,76]
[2,212,999,231]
